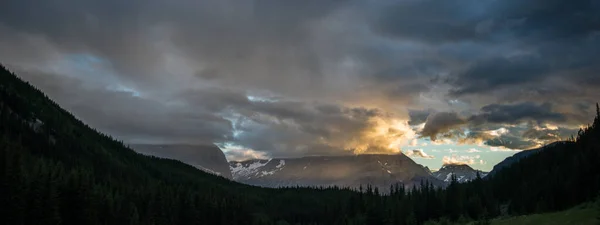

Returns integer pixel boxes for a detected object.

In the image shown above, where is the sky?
[1,0,599,171]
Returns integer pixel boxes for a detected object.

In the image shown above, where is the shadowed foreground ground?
[489,205,596,225]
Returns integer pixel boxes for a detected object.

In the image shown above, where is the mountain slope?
[433,164,488,183]
[488,141,570,176]
[131,144,232,179]
[488,135,599,215]
[230,154,444,190]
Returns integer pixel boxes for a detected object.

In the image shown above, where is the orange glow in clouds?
[345,117,416,154]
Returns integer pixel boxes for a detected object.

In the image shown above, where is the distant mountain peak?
[434,164,487,183]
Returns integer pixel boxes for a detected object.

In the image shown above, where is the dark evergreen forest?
[1,64,599,225]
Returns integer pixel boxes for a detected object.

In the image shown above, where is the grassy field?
[490,205,598,225]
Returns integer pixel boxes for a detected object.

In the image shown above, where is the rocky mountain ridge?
[229,154,445,191]
[432,164,488,183]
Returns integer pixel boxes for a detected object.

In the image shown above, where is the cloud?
[211,97,419,158]
[11,70,234,145]
[442,154,482,165]
[471,102,567,125]
[489,146,523,152]
[408,109,434,126]
[0,0,598,160]
[448,102,578,149]
[371,0,490,44]
[421,112,467,141]
[218,143,269,162]
[466,148,481,153]
[404,149,435,159]
[449,56,550,96]
[484,135,539,150]
[522,125,578,142]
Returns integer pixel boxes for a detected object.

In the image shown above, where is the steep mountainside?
[488,141,571,176]
[230,154,444,190]
[432,164,488,183]
[131,144,232,179]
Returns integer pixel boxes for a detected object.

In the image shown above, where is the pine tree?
[596,103,599,119]
[595,103,600,129]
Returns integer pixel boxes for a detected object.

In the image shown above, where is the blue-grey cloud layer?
[1,0,599,158]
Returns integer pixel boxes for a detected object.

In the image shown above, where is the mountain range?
[128,144,527,190]
[229,154,444,191]
[129,143,493,189]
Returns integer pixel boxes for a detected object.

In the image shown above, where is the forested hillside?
[1,64,599,225]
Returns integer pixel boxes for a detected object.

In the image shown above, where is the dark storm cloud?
[408,109,434,126]
[371,0,490,43]
[448,39,600,99]
[1,0,599,159]
[0,0,362,94]
[449,56,550,96]
[373,0,600,44]
[472,102,567,125]
[385,83,431,103]
[445,0,600,99]
[425,102,579,149]
[421,112,466,141]
[13,69,233,144]
[489,0,600,41]
[0,0,393,158]
[370,0,600,104]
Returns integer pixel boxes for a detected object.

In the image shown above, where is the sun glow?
[348,117,416,154]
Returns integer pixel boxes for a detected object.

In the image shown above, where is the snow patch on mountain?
[445,173,453,182]
[276,160,285,168]
[230,159,271,179]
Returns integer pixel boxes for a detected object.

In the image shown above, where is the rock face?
[131,144,232,179]
[229,154,443,191]
[433,164,488,183]
[488,141,571,177]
